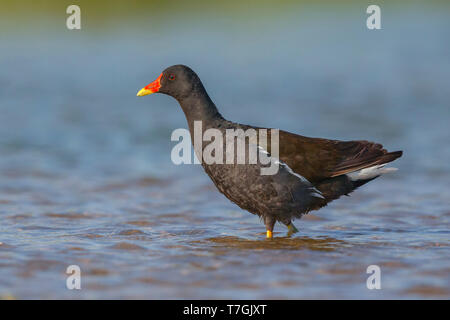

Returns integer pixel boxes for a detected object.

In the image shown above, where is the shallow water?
[0,1,449,299]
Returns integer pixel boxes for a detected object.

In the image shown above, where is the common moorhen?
[137,65,402,238]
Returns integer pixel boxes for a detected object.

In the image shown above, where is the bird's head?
[137,65,201,101]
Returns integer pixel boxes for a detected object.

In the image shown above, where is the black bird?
[137,65,402,238]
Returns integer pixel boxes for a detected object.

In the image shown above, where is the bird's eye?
[168,74,176,81]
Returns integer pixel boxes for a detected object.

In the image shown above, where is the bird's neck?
[177,86,224,134]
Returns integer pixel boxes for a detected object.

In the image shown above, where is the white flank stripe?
[257,146,325,199]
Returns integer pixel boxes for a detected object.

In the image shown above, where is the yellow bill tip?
[137,88,154,97]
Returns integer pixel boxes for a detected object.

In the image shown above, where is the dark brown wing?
[274,130,402,183]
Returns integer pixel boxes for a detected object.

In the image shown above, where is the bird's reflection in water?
[200,236,348,251]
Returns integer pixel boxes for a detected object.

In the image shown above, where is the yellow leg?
[264,216,275,239]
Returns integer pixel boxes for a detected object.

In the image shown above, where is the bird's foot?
[286,223,299,237]
[266,230,273,239]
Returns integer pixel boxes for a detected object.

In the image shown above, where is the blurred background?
[0,0,449,299]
